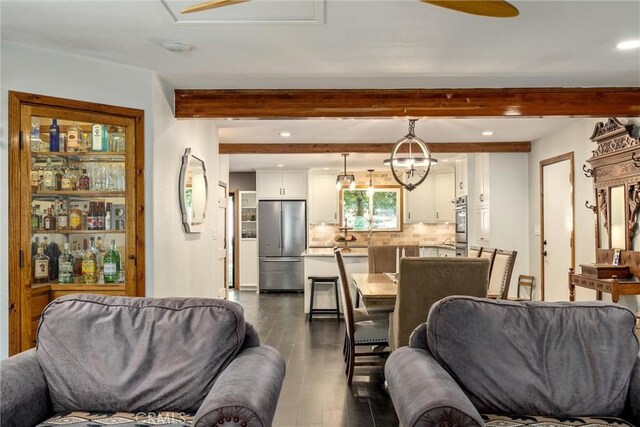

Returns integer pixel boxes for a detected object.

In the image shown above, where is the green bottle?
[58,243,74,284]
[103,239,121,283]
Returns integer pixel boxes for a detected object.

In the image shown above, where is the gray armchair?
[385,296,640,427]
[1,295,286,427]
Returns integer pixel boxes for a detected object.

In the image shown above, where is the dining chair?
[368,245,420,274]
[334,248,389,384]
[487,249,518,300]
[509,274,535,301]
[479,247,497,276]
[389,257,490,351]
[468,246,482,257]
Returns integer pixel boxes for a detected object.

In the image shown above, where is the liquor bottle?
[109,126,125,152]
[59,132,67,152]
[31,117,41,152]
[82,237,98,283]
[72,241,83,281]
[32,246,50,284]
[31,159,40,192]
[105,203,112,230]
[91,124,103,152]
[87,202,96,231]
[82,133,91,152]
[49,119,60,152]
[69,204,82,230]
[82,203,89,229]
[78,168,91,190]
[43,208,55,231]
[56,202,68,230]
[31,205,41,230]
[55,166,64,190]
[97,202,105,230]
[67,122,82,152]
[61,168,74,191]
[96,237,106,269]
[42,158,55,191]
[58,243,74,284]
[103,240,121,283]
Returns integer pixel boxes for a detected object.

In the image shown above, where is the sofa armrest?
[193,345,286,427]
[628,355,640,425]
[0,349,52,427]
[385,347,483,427]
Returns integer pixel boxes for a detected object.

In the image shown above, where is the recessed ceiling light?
[617,39,640,50]
[482,131,494,136]
[277,164,285,168]
[279,131,292,138]
[323,167,330,170]
[161,41,192,53]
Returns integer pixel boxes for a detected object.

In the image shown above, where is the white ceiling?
[2,0,639,89]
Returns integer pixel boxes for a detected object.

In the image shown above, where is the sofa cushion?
[482,414,635,426]
[427,297,639,417]
[37,411,194,426]
[36,295,246,414]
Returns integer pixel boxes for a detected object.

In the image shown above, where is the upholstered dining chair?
[487,250,518,300]
[335,248,389,384]
[479,247,497,276]
[388,257,490,351]
[468,246,482,258]
[510,274,535,301]
[368,244,420,274]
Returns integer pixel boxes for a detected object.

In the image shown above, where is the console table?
[569,268,640,303]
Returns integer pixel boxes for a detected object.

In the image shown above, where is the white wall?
[151,74,222,298]
[528,118,640,313]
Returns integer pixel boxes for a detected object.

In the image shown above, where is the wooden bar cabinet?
[8,92,145,356]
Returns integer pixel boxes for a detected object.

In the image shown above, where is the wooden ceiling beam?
[219,141,531,154]
[175,88,640,119]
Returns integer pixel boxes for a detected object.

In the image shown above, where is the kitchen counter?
[303,247,368,257]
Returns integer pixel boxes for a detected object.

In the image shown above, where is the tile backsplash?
[309,222,456,247]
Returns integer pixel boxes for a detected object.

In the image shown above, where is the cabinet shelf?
[32,229,125,235]
[31,281,125,290]
[31,151,125,162]
[32,191,125,198]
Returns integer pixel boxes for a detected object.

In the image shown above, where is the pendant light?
[384,119,437,191]
[367,169,375,196]
[336,153,356,191]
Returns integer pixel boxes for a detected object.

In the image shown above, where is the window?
[341,187,402,231]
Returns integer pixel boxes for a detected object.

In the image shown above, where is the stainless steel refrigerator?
[258,200,306,292]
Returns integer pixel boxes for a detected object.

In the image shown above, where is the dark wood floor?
[229,290,399,427]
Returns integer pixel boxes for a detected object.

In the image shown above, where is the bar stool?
[308,276,340,322]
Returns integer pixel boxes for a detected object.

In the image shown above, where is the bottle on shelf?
[30,117,41,152]
[67,122,82,152]
[43,208,55,231]
[49,119,60,152]
[72,241,83,282]
[103,239,121,283]
[55,166,64,191]
[82,133,91,152]
[61,168,74,191]
[78,168,90,190]
[96,237,106,269]
[69,204,83,230]
[105,202,112,230]
[82,203,89,229]
[91,124,104,152]
[42,158,55,191]
[82,237,98,283]
[58,243,74,284]
[97,202,105,230]
[31,205,41,230]
[59,132,67,152]
[31,159,40,192]
[87,202,97,231]
[42,236,61,281]
[32,246,50,284]
[56,202,68,230]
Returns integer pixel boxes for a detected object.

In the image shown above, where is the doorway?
[228,190,238,289]
[540,152,575,301]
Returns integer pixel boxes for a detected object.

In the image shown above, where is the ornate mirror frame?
[587,118,640,252]
[179,148,209,233]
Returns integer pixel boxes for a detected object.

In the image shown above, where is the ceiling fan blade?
[181,0,249,14]
[421,0,519,17]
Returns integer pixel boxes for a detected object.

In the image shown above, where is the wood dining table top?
[351,273,397,311]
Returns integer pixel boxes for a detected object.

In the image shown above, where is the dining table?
[351,273,397,312]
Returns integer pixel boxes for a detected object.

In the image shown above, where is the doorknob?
[543,240,547,246]
[542,251,548,256]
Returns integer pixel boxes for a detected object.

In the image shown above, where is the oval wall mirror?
[179,148,208,233]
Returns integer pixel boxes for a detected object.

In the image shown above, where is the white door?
[541,156,574,301]
[455,156,468,197]
[435,172,455,222]
[475,153,489,207]
[310,174,338,223]
[404,174,435,223]
[476,207,490,244]
[282,172,308,198]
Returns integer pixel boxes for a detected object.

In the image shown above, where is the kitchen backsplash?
[308,169,456,247]
[309,222,455,247]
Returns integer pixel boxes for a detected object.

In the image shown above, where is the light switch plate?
[534,225,541,236]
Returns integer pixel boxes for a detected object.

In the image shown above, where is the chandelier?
[336,153,356,191]
[384,119,437,191]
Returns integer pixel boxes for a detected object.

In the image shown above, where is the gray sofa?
[1,295,286,427]
[385,296,640,427]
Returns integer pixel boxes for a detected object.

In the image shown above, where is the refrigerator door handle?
[278,208,282,248]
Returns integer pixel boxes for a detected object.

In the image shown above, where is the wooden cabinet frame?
[8,91,145,356]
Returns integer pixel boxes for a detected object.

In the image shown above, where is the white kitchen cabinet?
[309,173,339,224]
[239,239,258,290]
[404,174,436,223]
[438,247,455,257]
[455,155,468,197]
[257,171,308,199]
[474,153,490,207]
[476,206,490,244]
[435,172,455,223]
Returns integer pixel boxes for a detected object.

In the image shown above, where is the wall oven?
[455,196,467,246]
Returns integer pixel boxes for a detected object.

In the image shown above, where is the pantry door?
[540,152,575,301]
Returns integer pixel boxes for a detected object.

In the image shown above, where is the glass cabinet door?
[24,106,135,289]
